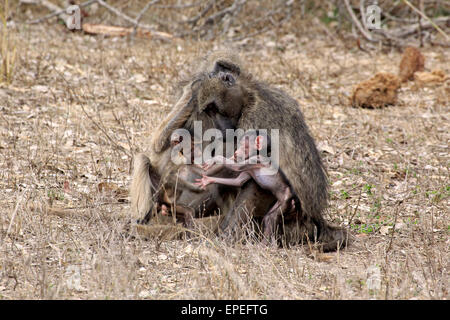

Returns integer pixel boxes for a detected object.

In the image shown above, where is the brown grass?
[0,18,448,299]
[0,0,16,84]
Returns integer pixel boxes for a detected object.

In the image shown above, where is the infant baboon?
[196,131,297,242]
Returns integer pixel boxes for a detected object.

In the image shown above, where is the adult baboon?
[131,70,244,226]
[131,51,349,251]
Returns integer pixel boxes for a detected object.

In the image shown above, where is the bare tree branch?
[343,0,378,42]
[27,0,99,25]
[131,0,161,38]
[96,0,172,41]
[186,0,216,24]
[401,0,449,40]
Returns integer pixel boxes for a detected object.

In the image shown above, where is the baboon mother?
[131,51,348,251]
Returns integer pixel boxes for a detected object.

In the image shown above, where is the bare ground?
[0,23,448,299]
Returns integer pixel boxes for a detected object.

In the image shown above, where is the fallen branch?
[82,23,174,40]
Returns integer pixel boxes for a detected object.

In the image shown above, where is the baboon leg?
[219,181,275,238]
[173,205,195,228]
[262,199,291,242]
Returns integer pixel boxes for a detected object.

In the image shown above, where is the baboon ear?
[255,136,264,151]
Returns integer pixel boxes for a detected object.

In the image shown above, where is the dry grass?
[0,0,16,84]
[0,18,448,299]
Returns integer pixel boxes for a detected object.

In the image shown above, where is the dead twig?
[401,0,449,41]
[386,202,400,255]
[386,16,449,39]
[203,0,242,26]
[154,2,203,9]
[343,0,377,43]
[27,0,68,24]
[186,0,217,24]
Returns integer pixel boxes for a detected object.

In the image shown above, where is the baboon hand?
[195,175,212,189]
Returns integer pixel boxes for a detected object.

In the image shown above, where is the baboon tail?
[316,219,352,252]
[130,153,153,219]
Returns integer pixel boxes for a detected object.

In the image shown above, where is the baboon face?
[197,71,246,122]
[198,51,243,78]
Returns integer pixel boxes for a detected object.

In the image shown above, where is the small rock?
[129,74,147,83]
[394,222,406,230]
[380,225,392,235]
[366,265,381,291]
[138,290,151,298]
[158,254,168,261]
[32,85,49,93]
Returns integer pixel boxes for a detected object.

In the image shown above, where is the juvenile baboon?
[131,69,242,226]
[196,131,298,242]
[131,51,349,251]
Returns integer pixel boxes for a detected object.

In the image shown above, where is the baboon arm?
[205,164,226,176]
[173,166,205,193]
[204,156,235,176]
[215,161,262,173]
[206,162,258,176]
[177,179,204,193]
[152,85,195,153]
[208,172,251,187]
